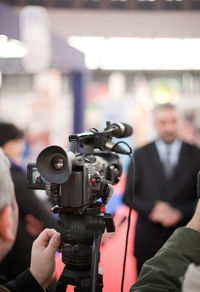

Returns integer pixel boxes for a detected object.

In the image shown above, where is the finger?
[156,201,168,207]
[25,215,44,228]
[25,224,40,237]
[149,213,159,222]
[24,214,35,223]
[46,232,61,254]
[34,228,57,248]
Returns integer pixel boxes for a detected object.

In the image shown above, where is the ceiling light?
[68,36,200,71]
[0,34,28,59]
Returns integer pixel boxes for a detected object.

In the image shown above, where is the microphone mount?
[69,121,133,155]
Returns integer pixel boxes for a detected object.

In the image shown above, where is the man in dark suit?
[123,103,200,275]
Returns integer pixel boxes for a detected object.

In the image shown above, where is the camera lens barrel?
[51,156,65,171]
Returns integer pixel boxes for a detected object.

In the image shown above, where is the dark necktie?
[163,146,173,178]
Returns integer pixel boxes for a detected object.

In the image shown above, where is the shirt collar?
[156,138,182,150]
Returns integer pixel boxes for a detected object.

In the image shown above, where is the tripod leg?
[91,219,104,292]
[55,266,92,292]
[55,276,68,292]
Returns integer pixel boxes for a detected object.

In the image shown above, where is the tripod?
[55,243,103,292]
[55,206,115,292]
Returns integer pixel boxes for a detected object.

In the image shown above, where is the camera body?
[28,150,121,211]
[27,121,133,213]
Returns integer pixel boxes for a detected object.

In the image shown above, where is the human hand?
[30,228,61,290]
[187,199,200,232]
[24,214,44,237]
[149,201,182,227]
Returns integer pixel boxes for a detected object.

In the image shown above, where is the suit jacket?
[0,163,58,281]
[123,141,200,261]
[1,269,44,292]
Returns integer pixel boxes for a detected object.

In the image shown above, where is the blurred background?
[1,0,200,291]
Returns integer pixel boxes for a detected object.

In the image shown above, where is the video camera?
[27,121,132,212]
[27,121,133,292]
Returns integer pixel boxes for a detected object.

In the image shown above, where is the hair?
[0,122,24,147]
[0,148,13,211]
[153,103,176,115]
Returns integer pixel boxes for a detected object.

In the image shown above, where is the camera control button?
[100,205,106,213]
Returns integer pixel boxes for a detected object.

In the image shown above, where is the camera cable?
[121,154,135,292]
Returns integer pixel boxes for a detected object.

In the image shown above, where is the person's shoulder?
[10,163,23,174]
[135,141,155,154]
[10,164,25,182]
[182,141,200,153]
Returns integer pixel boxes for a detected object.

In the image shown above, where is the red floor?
[56,205,138,292]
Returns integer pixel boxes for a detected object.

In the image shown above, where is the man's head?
[0,122,24,164]
[153,103,180,144]
[0,148,18,262]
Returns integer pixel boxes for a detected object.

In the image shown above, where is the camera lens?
[51,156,65,171]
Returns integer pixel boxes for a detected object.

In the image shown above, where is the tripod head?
[55,202,115,292]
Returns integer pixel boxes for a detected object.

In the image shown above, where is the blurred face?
[154,107,179,144]
[2,139,25,164]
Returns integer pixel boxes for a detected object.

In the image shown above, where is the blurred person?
[0,122,58,282]
[0,147,60,292]
[130,198,200,292]
[123,103,200,275]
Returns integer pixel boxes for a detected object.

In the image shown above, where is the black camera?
[27,121,133,292]
[28,147,122,210]
[27,121,132,212]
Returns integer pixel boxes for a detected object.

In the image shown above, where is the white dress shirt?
[155,138,182,171]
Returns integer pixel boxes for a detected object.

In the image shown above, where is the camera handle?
[55,213,114,292]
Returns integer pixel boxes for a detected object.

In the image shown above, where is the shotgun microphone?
[104,122,133,138]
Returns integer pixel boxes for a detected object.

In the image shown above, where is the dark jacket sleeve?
[177,200,198,221]
[4,269,44,292]
[173,143,200,220]
[123,161,134,207]
[130,227,200,292]
[123,151,154,217]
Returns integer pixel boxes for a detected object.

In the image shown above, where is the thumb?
[47,232,61,254]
